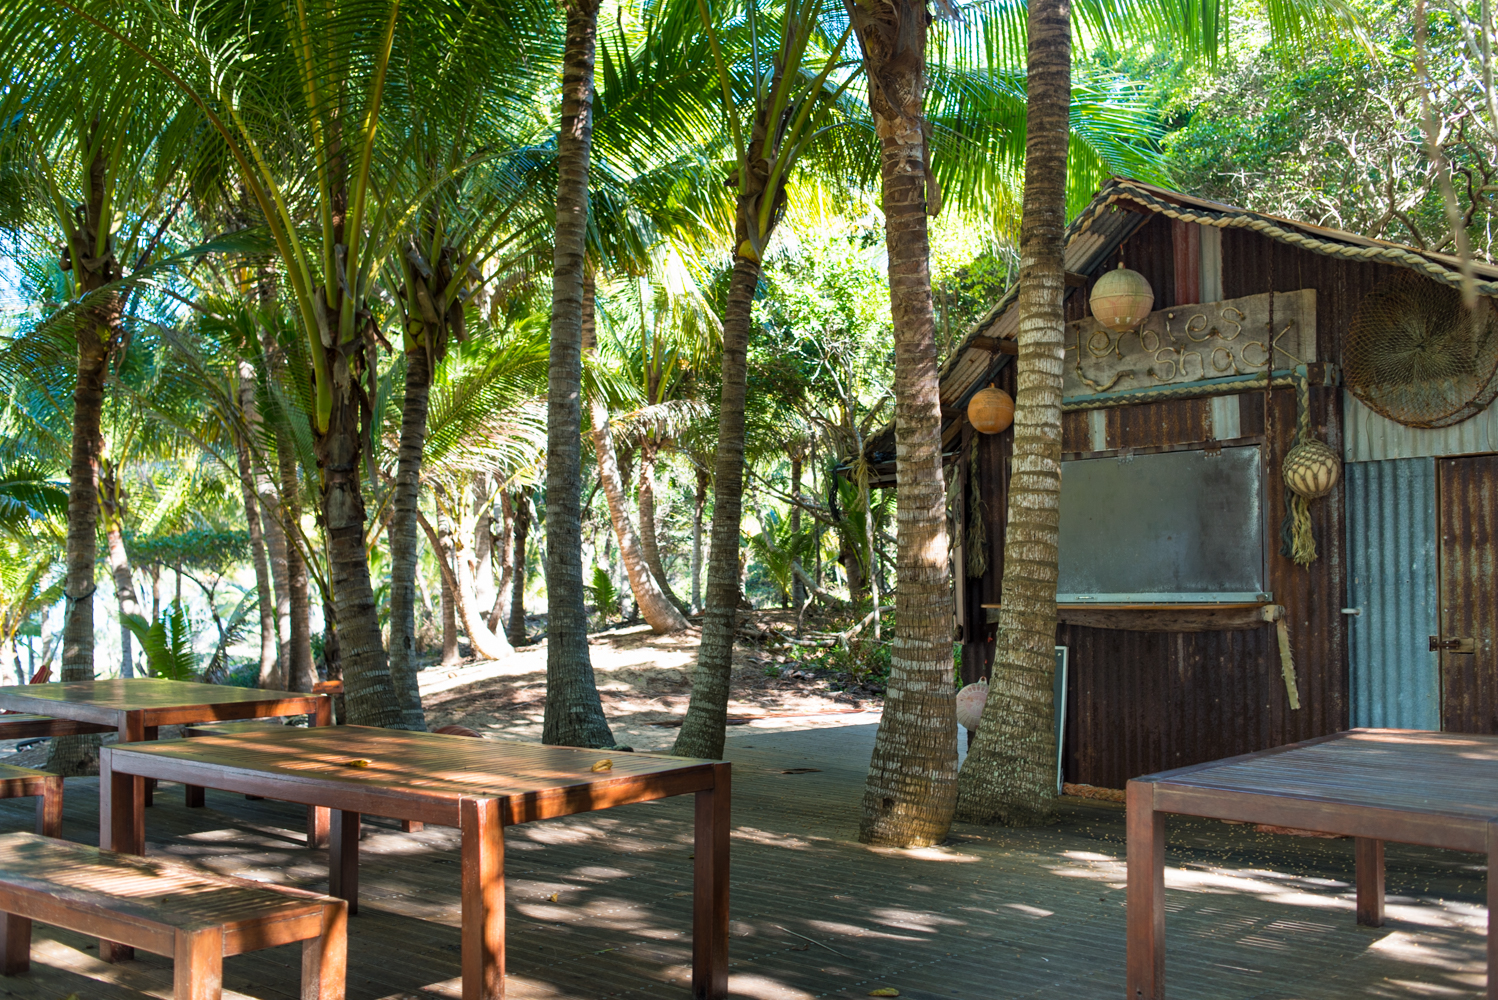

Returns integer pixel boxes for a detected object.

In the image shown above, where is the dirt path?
[421,614,884,752]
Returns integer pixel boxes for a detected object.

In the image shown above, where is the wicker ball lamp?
[1090,263,1155,332]
[967,383,1014,435]
[1283,439,1341,499]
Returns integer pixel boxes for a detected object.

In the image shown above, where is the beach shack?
[862,178,1498,790]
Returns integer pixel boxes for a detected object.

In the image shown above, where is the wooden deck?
[0,723,1487,999]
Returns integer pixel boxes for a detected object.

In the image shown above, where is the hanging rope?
[966,441,987,579]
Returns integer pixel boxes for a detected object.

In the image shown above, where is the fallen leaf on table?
[342,759,372,768]
[547,892,559,902]
[591,759,613,772]
[868,989,900,997]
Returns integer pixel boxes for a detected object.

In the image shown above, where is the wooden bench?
[0,832,345,1000]
[0,765,62,837]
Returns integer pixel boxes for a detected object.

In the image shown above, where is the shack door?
[1438,454,1498,733]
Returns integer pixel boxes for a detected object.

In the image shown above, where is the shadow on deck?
[0,723,1484,999]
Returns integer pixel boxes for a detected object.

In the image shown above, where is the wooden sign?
[1063,289,1317,398]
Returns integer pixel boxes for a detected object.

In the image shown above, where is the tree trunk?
[235,365,280,689]
[489,491,514,634]
[50,131,115,776]
[847,0,959,847]
[322,600,341,680]
[472,480,499,621]
[585,282,689,635]
[420,503,510,661]
[508,488,531,645]
[543,0,616,750]
[671,256,761,759]
[278,442,316,693]
[435,503,462,666]
[639,439,687,612]
[790,454,805,613]
[691,466,707,613]
[100,465,141,679]
[955,0,1070,826]
[386,341,434,731]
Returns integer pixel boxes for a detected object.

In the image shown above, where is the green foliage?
[122,602,200,682]
[586,566,621,625]
[204,591,259,684]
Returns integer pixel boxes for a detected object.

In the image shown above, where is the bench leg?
[1127,779,1166,1000]
[99,743,143,964]
[401,820,423,833]
[693,762,730,1000]
[1356,837,1385,927]
[185,784,205,808]
[460,798,503,1000]
[330,811,360,917]
[1,912,31,975]
[301,900,348,1000]
[174,926,223,1000]
[143,727,158,808]
[35,780,62,838]
[308,806,330,849]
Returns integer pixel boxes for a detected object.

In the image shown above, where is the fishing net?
[1344,271,1498,428]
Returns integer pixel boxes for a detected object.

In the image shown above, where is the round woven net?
[1344,272,1498,428]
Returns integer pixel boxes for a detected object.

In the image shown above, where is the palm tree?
[672,0,863,761]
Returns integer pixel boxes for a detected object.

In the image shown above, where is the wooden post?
[1126,779,1165,1000]
[1487,822,1497,1000]
[693,762,731,1000]
[98,743,143,963]
[329,811,360,916]
[174,926,224,1000]
[0,912,31,975]
[308,804,330,849]
[1355,838,1385,927]
[35,777,62,838]
[314,697,333,728]
[460,798,504,1000]
[142,724,158,807]
[301,899,348,1000]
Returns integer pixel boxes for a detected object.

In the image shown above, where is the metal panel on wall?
[1344,393,1498,462]
[1344,459,1440,729]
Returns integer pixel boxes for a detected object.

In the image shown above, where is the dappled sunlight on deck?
[0,722,1485,998]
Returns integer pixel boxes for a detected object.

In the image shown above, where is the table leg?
[308,805,330,848]
[1356,837,1385,927]
[35,777,62,838]
[1127,779,1165,1000]
[402,820,424,833]
[301,899,348,1000]
[460,798,504,1000]
[142,726,158,807]
[314,697,333,728]
[98,744,142,963]
[330,811,360,916]
[693,763,730,1000]
[1,912,31,975]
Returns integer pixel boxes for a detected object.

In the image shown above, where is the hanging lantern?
[1090,262,1155,332]
[1283,439,1341,499]
[967,383,1014,435]
[956,681,989,732]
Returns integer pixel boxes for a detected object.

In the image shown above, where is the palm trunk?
[955,0,1071,826]
[790,454,805,613]
[489,492,514,634]
[671,256,760,759]
[849,0,959,847]
[638,439,687,612]
[101,472,141,679]
[386,341,434,730]
[236,365,280,689]
[439,555,461,665]
[278,441,316,693]
[544,0,615,749]
[508,488,531,645]
[691,467,707,613]
[420,503,510,661]
[585,281,689,635]
[472,481,498,620]
[50,132,114,776]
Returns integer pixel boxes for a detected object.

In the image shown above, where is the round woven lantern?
[1090,263,1155,332]
[1283,439,1341,499]
[956,681,988,732]
[967,384,1014,435]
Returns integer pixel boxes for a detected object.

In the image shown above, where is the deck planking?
[0,723,1486,999]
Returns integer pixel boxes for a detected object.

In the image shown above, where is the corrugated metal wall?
[1437,454,1498,733]
[1344,459,1440,729]
[1344,393,1498,462]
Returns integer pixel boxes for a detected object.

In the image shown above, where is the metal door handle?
[1429,636,1476,653]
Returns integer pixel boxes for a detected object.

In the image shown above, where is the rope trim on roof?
[1090,180,1498,298]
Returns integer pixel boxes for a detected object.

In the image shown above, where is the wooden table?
[1127,729,1498,999]
[0,679,329,799]
[99,725,730,1000]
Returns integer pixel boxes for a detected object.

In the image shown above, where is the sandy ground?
[421,613,885,752]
